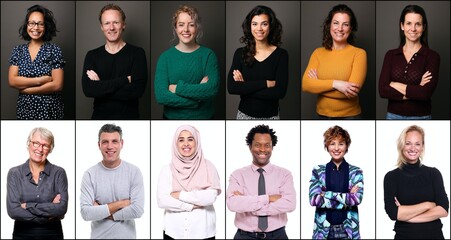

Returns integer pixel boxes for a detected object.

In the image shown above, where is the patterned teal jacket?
[309,162,364,239]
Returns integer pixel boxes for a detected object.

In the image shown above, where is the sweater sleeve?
[154,51,199,108]
[384,170,399,221]
[81,50,129,98]
[113,167,145,220]
[431,168,449,212]
[109,47,148,101]
[79,170,111,221]
[322,49,367,99]
[175,49,220,101]
[248,49,289,100]
[378,50,405,100]
[405,51,440,100]
[302,49,335,94]
[227,48,268,95]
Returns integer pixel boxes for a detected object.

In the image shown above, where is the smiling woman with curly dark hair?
[227,5,288,120]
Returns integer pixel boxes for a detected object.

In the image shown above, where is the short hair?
[171,5,203,43]
[99,3,126,23]
[245,124,278,147]
[27,127,55,153]
[322,4,358,50]
[323,125,351,153]
[396,125,425,169]
[399,5,428,47]
[19,5,58,41]
[98,123,123,142]
[240,5,283,66]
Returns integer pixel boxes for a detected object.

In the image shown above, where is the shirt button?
[412,58,414,60]
[37,195,39,198]
[405,70,407,73]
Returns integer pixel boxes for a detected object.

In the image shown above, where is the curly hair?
[171,5,203,44]
[245,124,278,146]
[323,125,351,153]
[399,5,428,47]
[240,5,282,67]
[19,5,58,41]
[321,4,358,50]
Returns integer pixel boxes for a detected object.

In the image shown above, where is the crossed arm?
[6,168,68,223]
[9,66,64,94]
[309,167,364,209]
[157,166,219,212]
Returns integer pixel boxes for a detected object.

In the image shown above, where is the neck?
[29,39,44,47]
[403,41,422,51]
[332,159,343,168]
[105,40,126,54]
[255,40,271,50]
[176,41,199,53]
[332,42,348,50]
[102,159,121,169]
[29,159,45,173]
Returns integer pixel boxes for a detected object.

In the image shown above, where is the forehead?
[101,9,122,21]
[406,130,423,140]
[252,133,271,143]
[29,11,44,20]
[329,136,345,143]
[251,14,269,22]
[31,131,49,143]
[178,130,194,138]
[404,12,423,22]
[177,12,193,22]
[332,12,350,22]
[100,132,121,140]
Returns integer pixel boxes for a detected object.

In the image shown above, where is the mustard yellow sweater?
[302,45,367,117]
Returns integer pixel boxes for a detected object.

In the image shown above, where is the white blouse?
[157,164,220,239]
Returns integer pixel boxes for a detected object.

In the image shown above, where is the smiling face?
[177,130,197,157]
[251,14,270,42]
[100,9,125,43]
[402,130,424,164]
[330,12,351,46]
[28,132,51,164]
[98,132,123,165]
[401,13,424,44]
[250,133,272,167]
[327,136,347,163]
[175,12,197,46]
[27,11,45,41]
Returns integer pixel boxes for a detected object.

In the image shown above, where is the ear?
[120,139,124,148]
[400,22,404,31]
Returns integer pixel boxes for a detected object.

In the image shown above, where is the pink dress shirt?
[226,163,296,232]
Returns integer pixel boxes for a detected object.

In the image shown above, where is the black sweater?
[82,43,148,119]
[384,161,449,239]
[227,47,288,118]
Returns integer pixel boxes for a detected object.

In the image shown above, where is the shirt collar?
[394,45,428,56]
[327,159,347,171]
[21,159,51,177]
[251,162,273,174]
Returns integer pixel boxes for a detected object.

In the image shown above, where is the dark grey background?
[301,1,376,120]
[1,1,76,119]
[76,1,151,119]
[226,1,301,120]
[376,1,450,119]
[150,1,226,120]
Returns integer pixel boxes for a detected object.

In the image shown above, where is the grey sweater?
[80,160,144,239]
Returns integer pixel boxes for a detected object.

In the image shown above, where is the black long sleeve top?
[384,161,449,238]
[82,43,148,119]
[227,47,288,118]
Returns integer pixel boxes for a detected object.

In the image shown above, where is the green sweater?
[154,46,220,119]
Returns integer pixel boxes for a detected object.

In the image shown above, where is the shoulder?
[230,165,251,177]
[421,164,443,176]
[275,47,288,55]
[44,42,62,50]
[7,164,23,177]
[121,160,142,173]
[349,164,362,172]
[422,47,440,60]
[204,159,218,171]
[234,47,244,55]
[47,161,66,174]
[384,168,400,180]
[348,45,367,57]
[271,163,292,174]
[125,43,145,54]
[12,43,28,51]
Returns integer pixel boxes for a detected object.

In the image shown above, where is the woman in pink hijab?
[157,125,221,240]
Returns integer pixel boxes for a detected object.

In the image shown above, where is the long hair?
[399,5,428,47]
[322,4,358,50]
[396,125,425,169]
[240,5,282,67]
